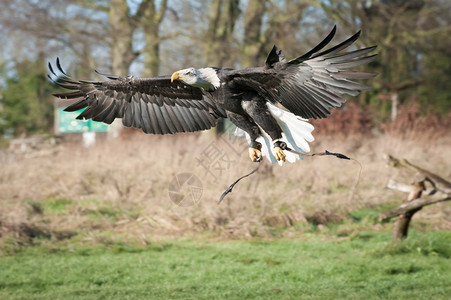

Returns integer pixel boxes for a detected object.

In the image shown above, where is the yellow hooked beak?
[171,71,180,83]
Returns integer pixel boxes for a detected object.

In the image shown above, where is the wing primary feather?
[94,69,121,80]
[288,25,337,64]
[279,86,317,118]
[64,99,88,111]
[158,104,178,134]
[132,96,143,129]
[147,102,163,134]
[103,101,120,124]
[312,74,371,91]
[139,99,153,133]
[325,46,377,62]
[77,103,100,120]
[123,102,134,127]
[92,98,116,122]
[165,106,185,132]
[330,55,377,69]
[48,62,57,77]
[331,71,377,80]
[152,103,171,134]
[189,107,210,130]
[296,87,330,117]
[303,85,342,108]
[171,106,190,132]
[56,58,69,76]
[53,91,83,99]
[312,30,361,59]
[178,106,196,132]
[304,81,346,106]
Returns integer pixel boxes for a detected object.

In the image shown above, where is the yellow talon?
[249,147,262,162]
[274,146,286,162]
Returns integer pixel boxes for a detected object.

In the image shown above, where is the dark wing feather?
[48,59,226,134]
[287,25,337,64]
[227,27,377,119]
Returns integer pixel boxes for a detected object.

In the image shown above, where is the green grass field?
[1,133,450,299]
[1,231,450,300]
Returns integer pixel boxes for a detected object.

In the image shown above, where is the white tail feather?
[234,102,314,165]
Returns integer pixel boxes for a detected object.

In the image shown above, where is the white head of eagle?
[171,67,220,91]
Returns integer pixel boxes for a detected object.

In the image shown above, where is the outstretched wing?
[227,25,377,119]
[48,59,226,134]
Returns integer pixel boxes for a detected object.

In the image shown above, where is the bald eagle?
[49,26,376,164]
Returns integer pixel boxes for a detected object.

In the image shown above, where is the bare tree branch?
[379,196,451,221]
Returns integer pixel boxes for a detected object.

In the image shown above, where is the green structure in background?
[57,108,109,133]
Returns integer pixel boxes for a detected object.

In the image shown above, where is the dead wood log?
[381,155,451,241]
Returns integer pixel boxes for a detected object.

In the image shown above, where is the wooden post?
[391,93,398,121]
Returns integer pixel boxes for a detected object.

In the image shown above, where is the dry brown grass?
[1,122,450,243]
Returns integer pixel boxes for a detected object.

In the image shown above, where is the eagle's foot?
[273,140,287,162]
[273,147,286,162]
[248,143,262,162]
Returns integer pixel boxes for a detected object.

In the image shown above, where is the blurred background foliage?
[0,0,450,138]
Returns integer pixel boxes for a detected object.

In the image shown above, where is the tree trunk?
[242,0,266,67]
[204,0,241,135]
[144,29,160,76]
[141,0,168,77]
[205,0,241,67]
[109,0,136,75]
[392,180,425,241]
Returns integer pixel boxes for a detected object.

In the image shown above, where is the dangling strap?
[218,146,362,204]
